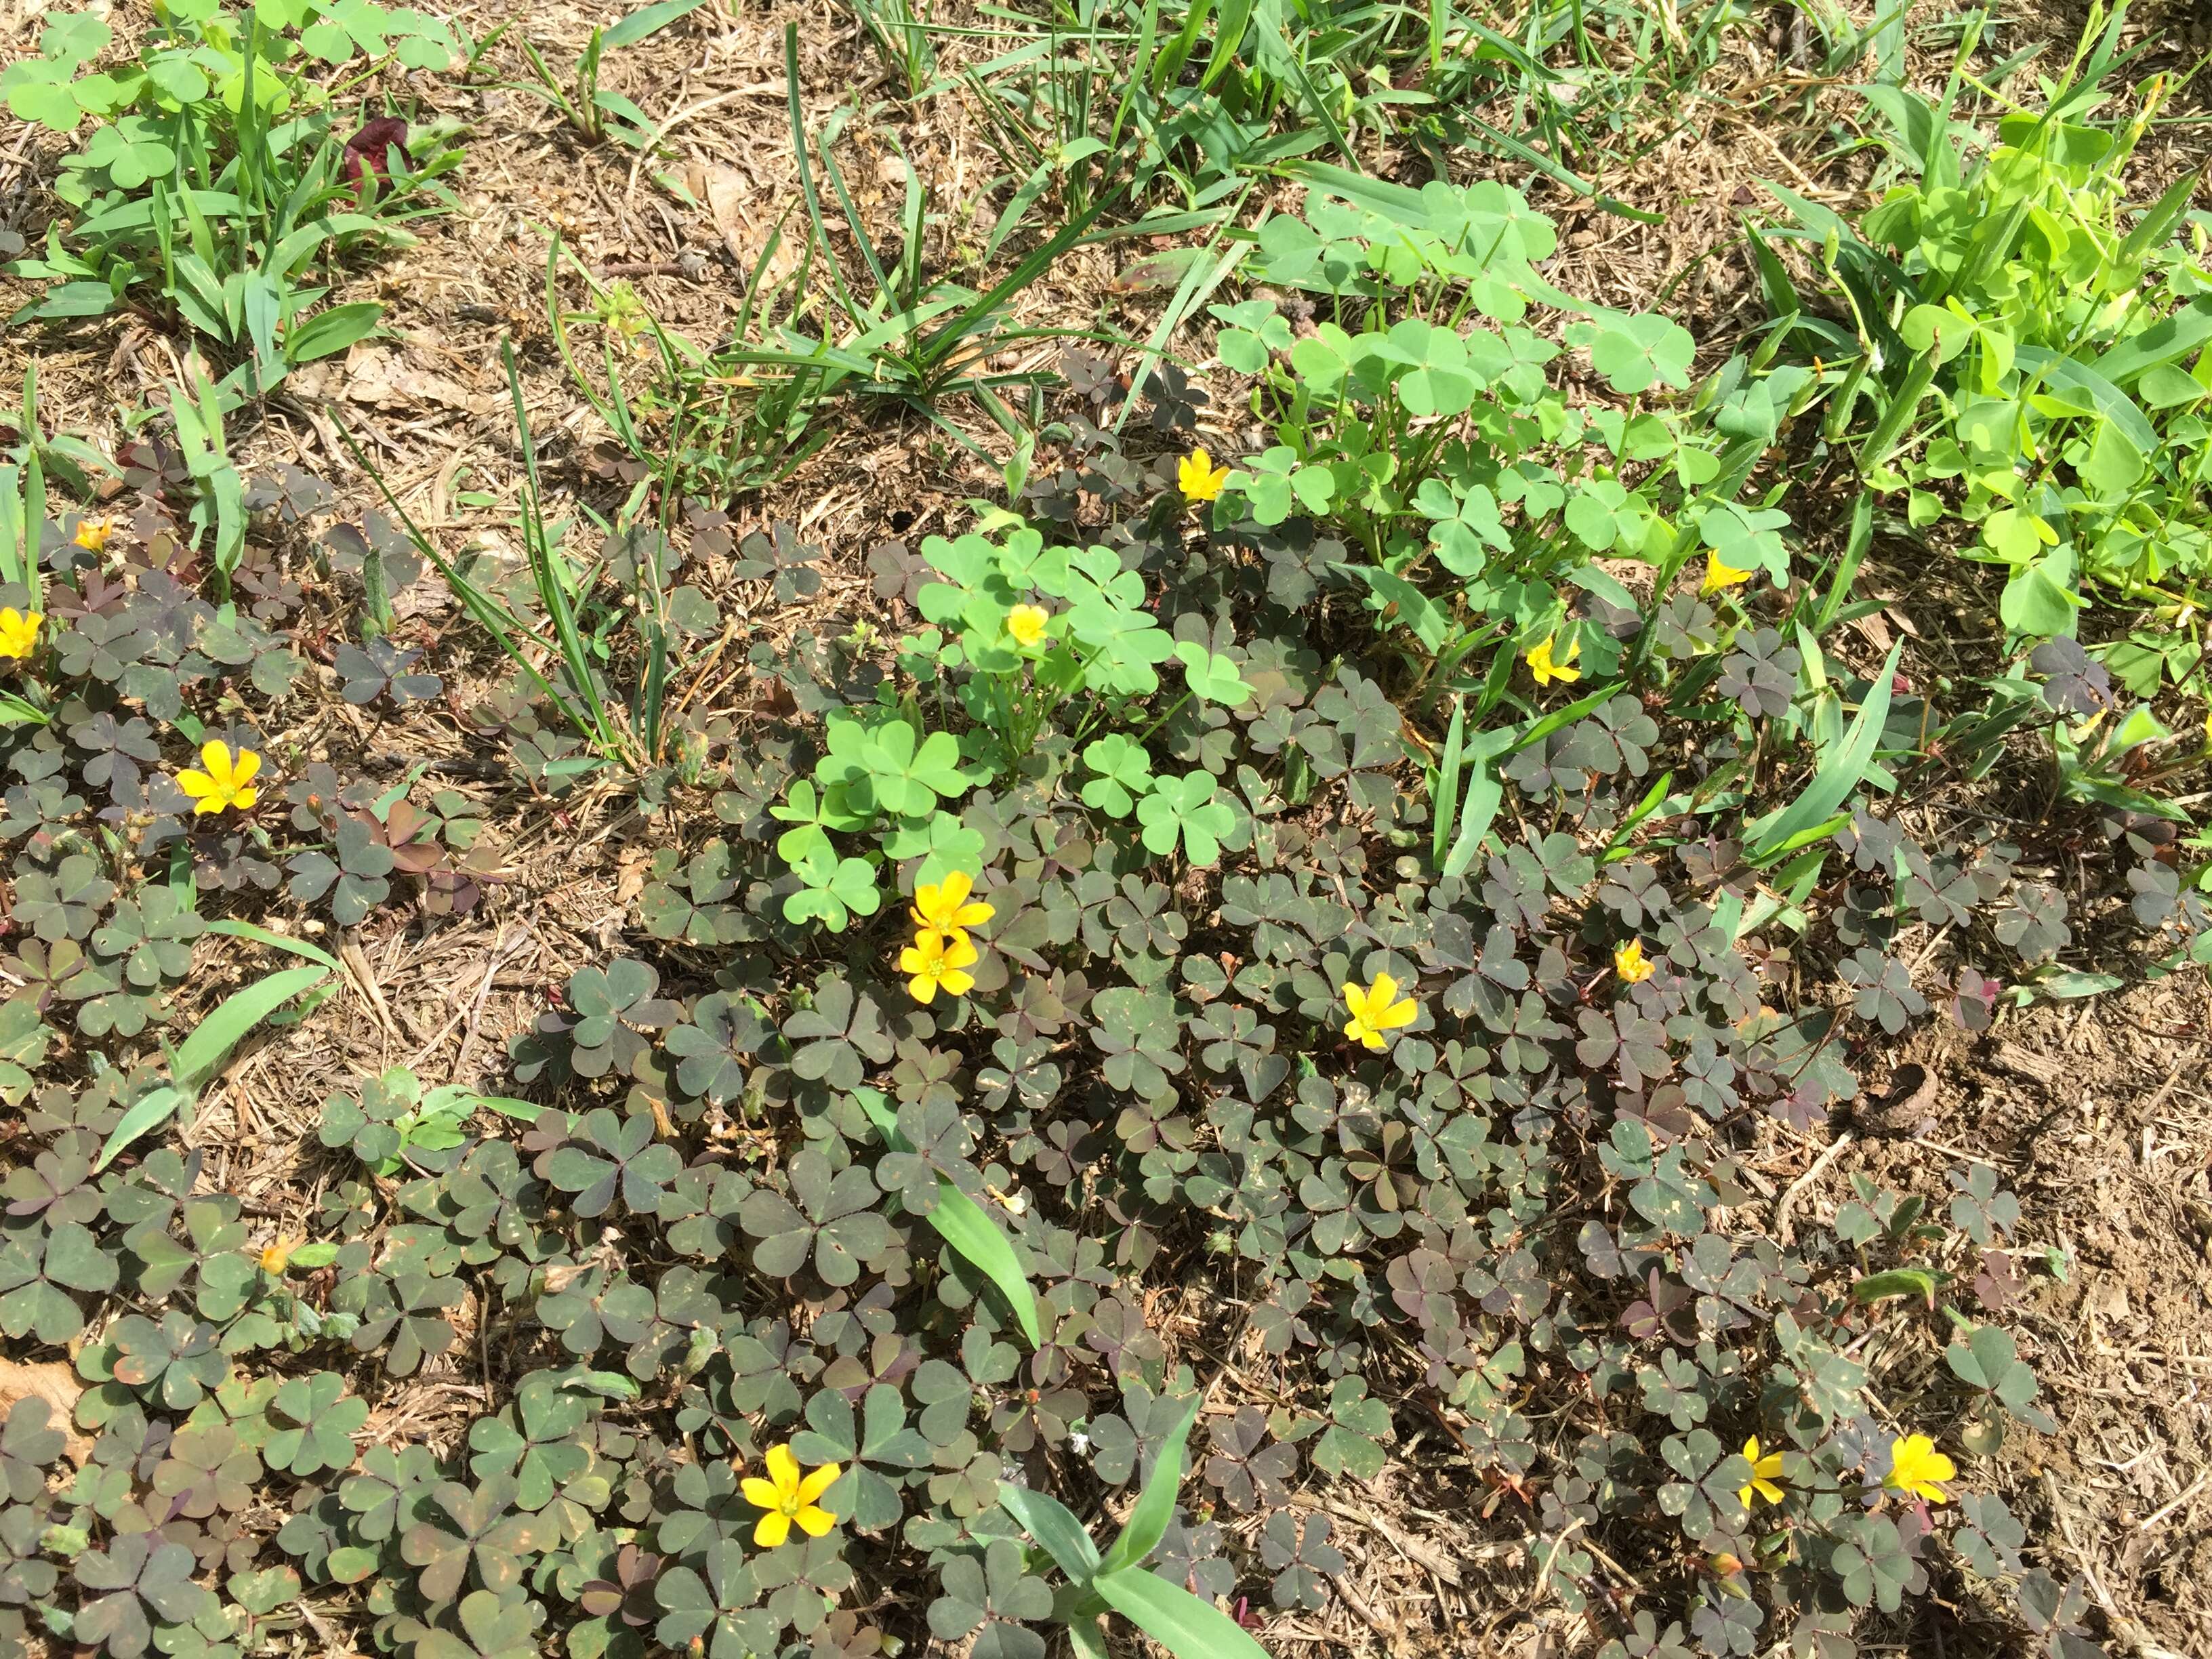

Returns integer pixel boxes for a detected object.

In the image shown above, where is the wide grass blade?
[1097,1391,1202,1577]
[997,1483,1103,1580]
[601,0,707,48]
[854,1088,1041,1343]
[1746,638,1902,865]
[97,962,332,1171]
[1090,1566,1271,1659]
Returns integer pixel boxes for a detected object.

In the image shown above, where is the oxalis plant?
[0,44,2182,1659]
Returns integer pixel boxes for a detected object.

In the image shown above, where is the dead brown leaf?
[688,161,801,288]
[340,345,478,415]
[0,1359,92,1465]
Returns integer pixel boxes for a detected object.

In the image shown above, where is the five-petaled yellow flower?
[1525,632,1580,687]
[177,740,263,816]
[1883,1434,1954,1504]
[0,608,41,662]
[911,870,994,939]
[1006,603,1049,649]
[1179,446,1230,502]
[1341,971,1418,1051]
[740,1443,842,1548]
[1614,939,1656,984]
[73,516,112,554]
[1700,551,1754,597]
[900,927,979,1004]
[1738,1437,1784,1508]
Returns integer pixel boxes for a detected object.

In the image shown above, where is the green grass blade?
[96,1086,186,1175]
[601,0,707,47]
[1091,1566,1271,1659]
[1097,1391,1202,1578]
[501,340,623,760]
[997,1483,1103,1580]
[173,964,331,1088]
[1431,695,1465,869]
[1441,726,1514,878]
[203,920,342,971]
[921,1179,1042,1346]
[1746,638,1902,865]
[97,962,332,1170]
[785,24,865,325]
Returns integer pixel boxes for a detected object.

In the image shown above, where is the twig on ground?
[1774,1130,1852,1246]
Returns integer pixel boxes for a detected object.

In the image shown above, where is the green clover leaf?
[1135,771,1237,866]
[1081,735,1155,817]
[1173,640,1252,708]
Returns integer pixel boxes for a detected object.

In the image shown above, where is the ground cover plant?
[0,0,2208,1656]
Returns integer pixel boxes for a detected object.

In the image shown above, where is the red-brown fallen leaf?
[342,117,411,199]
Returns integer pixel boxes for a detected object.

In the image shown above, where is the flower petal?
[752,1511,792,1549]
[740,1477,781,1511]
[764,1443,800,1494]
[794,1463,842,1506]
[795,1503,836,1537]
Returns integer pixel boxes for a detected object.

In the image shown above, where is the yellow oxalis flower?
[260,1238,300,1274]
[1006,604,1049,649]
[1178,447,1230,502]
[176,740,263,815]
[740,1444,842,1548]
[1614,939,1656,984]
[1883,1434,1955,1504]
[911,869,993,937]
[1525,633,1580,687]
[1341,971,1418,1051]
[1738,1437,1784,1508]
[1700,551,1755,596]
[0,609,42,661]
[900,927,979,1004]
[73,517,112,554]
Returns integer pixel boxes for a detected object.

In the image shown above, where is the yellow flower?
[1525,632,1580,687]
[1178,446,1230,502]
[1614,939,1656,984]
[1700,551,1755,596]
[911,869,993,937]
[0,608,42,661]
[176,739,263,815]
[740,1443,842,1548]
[899,927,979,1004]
[1738,1437,1784,1508]
[1883,1434,1955,1504]
[1341,971,1418,1051]
[260,1238,300,1274]
[73,516,112,554]
[1006,603,1049,649]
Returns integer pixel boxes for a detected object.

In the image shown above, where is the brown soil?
[1862,981,2212,1658]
